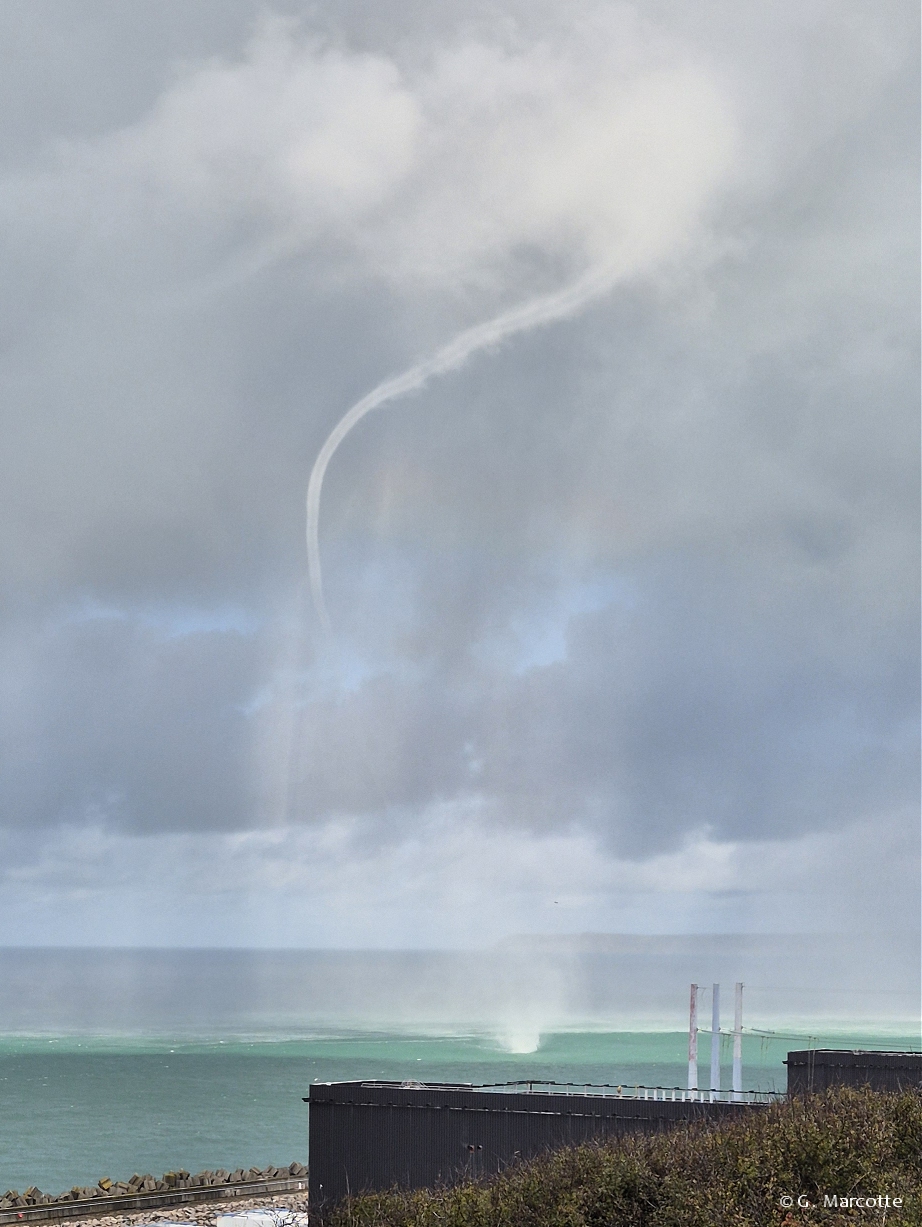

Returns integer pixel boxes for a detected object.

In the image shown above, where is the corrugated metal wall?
[786,1050,922,1094]
[307,1082,753,1211]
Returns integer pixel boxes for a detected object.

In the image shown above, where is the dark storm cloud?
[0,0,916,944]
[1,612,260,831]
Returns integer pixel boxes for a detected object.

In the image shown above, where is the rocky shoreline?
[1,1167,307,1214]
[33,1191,310,1227]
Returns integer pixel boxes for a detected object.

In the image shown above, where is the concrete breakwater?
[0,1189,310,1227]
[1,1166,307,1215]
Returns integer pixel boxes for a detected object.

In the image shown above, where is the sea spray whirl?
[306,262,621,629]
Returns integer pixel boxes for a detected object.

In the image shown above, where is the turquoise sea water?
[0,946,917,1195]
[1,1028,918,1196]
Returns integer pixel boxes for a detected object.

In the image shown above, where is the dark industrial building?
[785,1049,922,1094]
[307,1050,922,1213]
[307,1081,756,1211]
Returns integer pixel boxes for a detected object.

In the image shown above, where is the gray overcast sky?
[0,0,918,958]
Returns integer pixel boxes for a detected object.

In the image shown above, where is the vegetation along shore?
[328,1088,922,1226]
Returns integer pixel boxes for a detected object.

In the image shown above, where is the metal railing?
[349,1079,782,1104]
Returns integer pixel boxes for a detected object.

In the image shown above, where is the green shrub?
[328,1089,922,1226]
